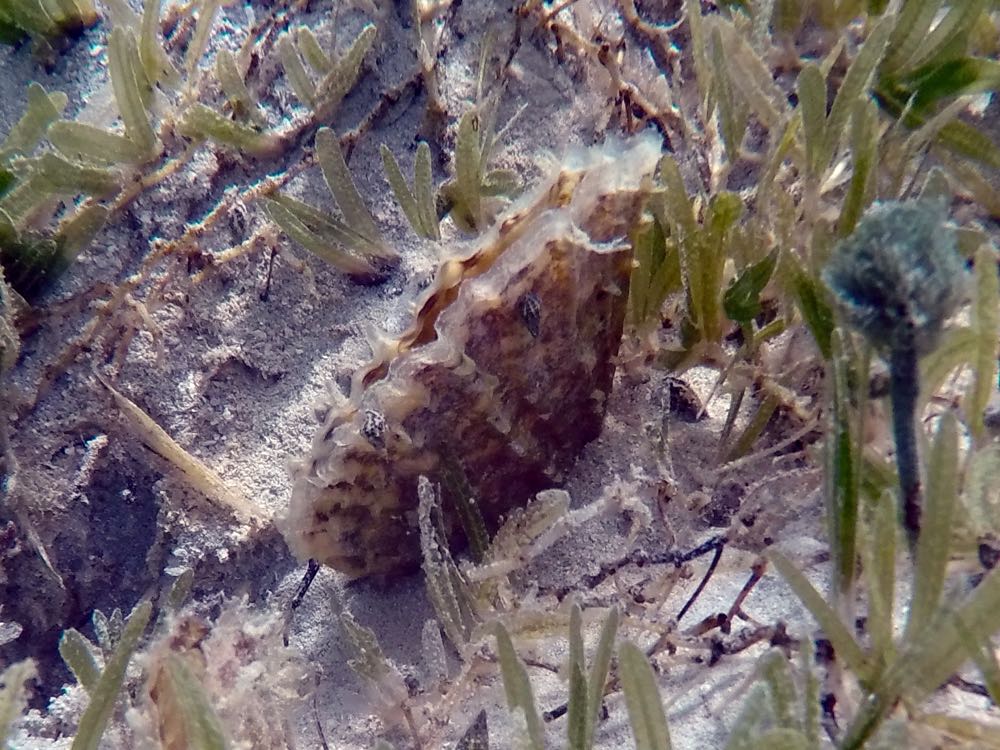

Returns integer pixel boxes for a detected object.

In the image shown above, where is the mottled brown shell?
[283,133,661,578]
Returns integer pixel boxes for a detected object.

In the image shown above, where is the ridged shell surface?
[283,132,661,578]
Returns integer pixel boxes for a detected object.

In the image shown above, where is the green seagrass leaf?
[108,27,155,153]
[585,607,619,749]
[185,0,221,79]
[0,82,67,161]
[820,15,892,171]
[723,246,779,324]
[315,128,387,258]
[297,27,332,75]
[214,50,263,124]
[177,104,283,158]
[71,600,151,750]
[314,24,376,121]
[161,654,228,750]
[796,63,826,179]
[619,641,672,750]
[0,660,37,744]
[495,622,544,750]
[59,629,99,692]
[48,120,150,164]
[279,33,316,108]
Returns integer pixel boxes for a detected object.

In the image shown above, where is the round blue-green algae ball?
[822,199,968,356]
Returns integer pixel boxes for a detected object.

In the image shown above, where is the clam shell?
[283,132,662,578]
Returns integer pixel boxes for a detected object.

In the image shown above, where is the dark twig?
[313,676,331,750]
[890,343,922,551]
[676,538,724,623]
[726,557,767,623]
[947,675,991,700]
[283,558,320,646]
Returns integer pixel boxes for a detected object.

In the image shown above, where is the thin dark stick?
[726,558,766,623]
[682,612,728,638]
[283,558,320,646]
[947,675,991,699]
[289,559,319,611]
[260,247,277,301]
[543,703,568,722]
[291,558,321,610]
[890,344,922,552]
[676,539,724,623]
[673,534,727,565]
[313,686,330,750]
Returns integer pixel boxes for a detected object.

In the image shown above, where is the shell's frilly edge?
[283,132,663,579]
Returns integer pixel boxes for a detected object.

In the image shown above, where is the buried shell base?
[283,133,662,579]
